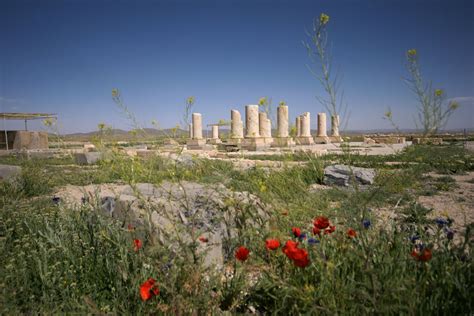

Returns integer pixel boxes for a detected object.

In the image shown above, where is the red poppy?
[265,239,280,250]
[314,216,330,229]
[140,278,159,301]
[134,239,142,252]
[282,240,310,268]
[411,248,432,262]
[347,228,357,238]
[312,227,321,236]
[324,225,336,235]
[291,227,301,238]
[198,236,209,243]
[235,246,250,261]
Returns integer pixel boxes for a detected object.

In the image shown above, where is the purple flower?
[52,196,61,205]
[362,219,371,229]
[298,233,307,241]
[444,228,454,240]
[410,235,420,243]
[435,218,448,227]
[308,238,320,245]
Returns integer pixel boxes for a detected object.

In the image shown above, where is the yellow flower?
[320,13,330,25]
[434,89,443,97]
[449,101,459,110]
[111,88,119,97]
[407,49,417,57]
[384,110,392,119]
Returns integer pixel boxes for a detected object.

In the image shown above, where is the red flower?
[312,227,321,236]
[314,216,330,229]
[140,278,159,301]
[291,227,301,238]
[282,240,310,268]
[127,224,134,231]
[347,228,357,238]
[324,225,336,235]
[265,239,280,250]
[235,246,250,261]
[411,248,432,262]
[134,239,142,252]
[198,236,209,243]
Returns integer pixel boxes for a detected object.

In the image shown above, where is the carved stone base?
[208,138,222,145]
[328,136,343,143]
[241,137,270,151]
[295,136,315,145]
[271,137,296,147]
[313,136,331,144]
[187,139,213,150]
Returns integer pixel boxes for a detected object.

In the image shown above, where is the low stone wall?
[1,131,49,150]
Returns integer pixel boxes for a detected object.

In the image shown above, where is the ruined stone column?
[192,113,203,139]
[188,123,193,139]
[296,112,314,145]
[212,125,219,139]
[277,105,289,137]
[245,105,260,138]
[314,112,330,143]
[272,105,295,147]
[231,110,244,139]
[259,112,273,144]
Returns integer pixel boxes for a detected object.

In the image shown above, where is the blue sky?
[1,0,473,133]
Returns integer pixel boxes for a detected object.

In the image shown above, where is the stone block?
[74,152,102,165]
[0,164,21,181]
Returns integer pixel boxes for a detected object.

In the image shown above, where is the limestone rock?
[74,152,102,165]
[324,164,376,187]
[0,164,22,181]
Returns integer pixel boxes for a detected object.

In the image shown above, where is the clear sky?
[1,0,473,133]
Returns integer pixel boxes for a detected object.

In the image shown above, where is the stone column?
[277,105,289,137]
[231,110,244,139]
[212,125,219,139]
[192,113,203,139]
[296,112,314,145]
[245,105,260,138]
[188,123,193,139]
[300,112,311,137]
[296,116,301,137]
[259,112,273,144]
[317,113,327,137]
[331,115,340,137]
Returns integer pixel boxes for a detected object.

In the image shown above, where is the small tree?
[304,13,348,123]
[404,49,458,136]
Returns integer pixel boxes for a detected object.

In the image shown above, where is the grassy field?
[0,143,472,314]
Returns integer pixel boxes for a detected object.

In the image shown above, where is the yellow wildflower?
[320,13,330,25]
[434,89,443,97]
[407,49,417,57]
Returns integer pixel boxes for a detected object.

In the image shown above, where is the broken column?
[273,104,295,147]
[188,123,193,139]
[230,110,244,141]
[242,105,269,151]
[259,112,273,144]
[208,125,222,144]
[296,112,314,145]
[187,113,211,150]
[314,112,330,143]
[329,114,343,142]
[296,116,301,137]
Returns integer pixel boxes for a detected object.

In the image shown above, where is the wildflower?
[434,89,443,97]
[411,248,432,262]
[199,236,209,243]
[140,278,159,301]
[52,196,61,205]
[298,233,307,241]
[444,228,454,240]
[449,101,459,110]
[127,224,135,231]
[308,238,319,245]
[324,225,336,235]
[435,217,448,227]
[407,49,417,57]
[235,246,250,262]
[319,13,330,25]
[283,240,310,268]
[384,110,392,119]
[313,216,330,229]
[112,88,119,98]
[312,227,321,236]
[265,239,280,250]
[291,227,302,238]
[81,197,88,204]
[134,239,142,252]
[410,235,420,243]
[347,228,357,238]
[362,219,371,229]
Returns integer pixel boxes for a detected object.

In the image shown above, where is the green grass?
[0,143,472,314]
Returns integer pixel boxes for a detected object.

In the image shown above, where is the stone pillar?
[277,105,289,137]
[296,112,314,145]
[314,112,330,143]
[296,116,301,137]
[245,105,260,138]
[187,113,210,149]
[231,110,244,139]
[272,105,295,147]
[192,113,203,139]
[328,114,342,143]
[188,123,193,139]
[208,125,222,144]
[259,112,273,144]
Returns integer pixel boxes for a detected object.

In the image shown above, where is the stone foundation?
[241,137,270,151]
[313,136,330,144]
[271,137,295,147]
[295,136,314,145]
[187,139,214,150]
[412,137,443,145]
